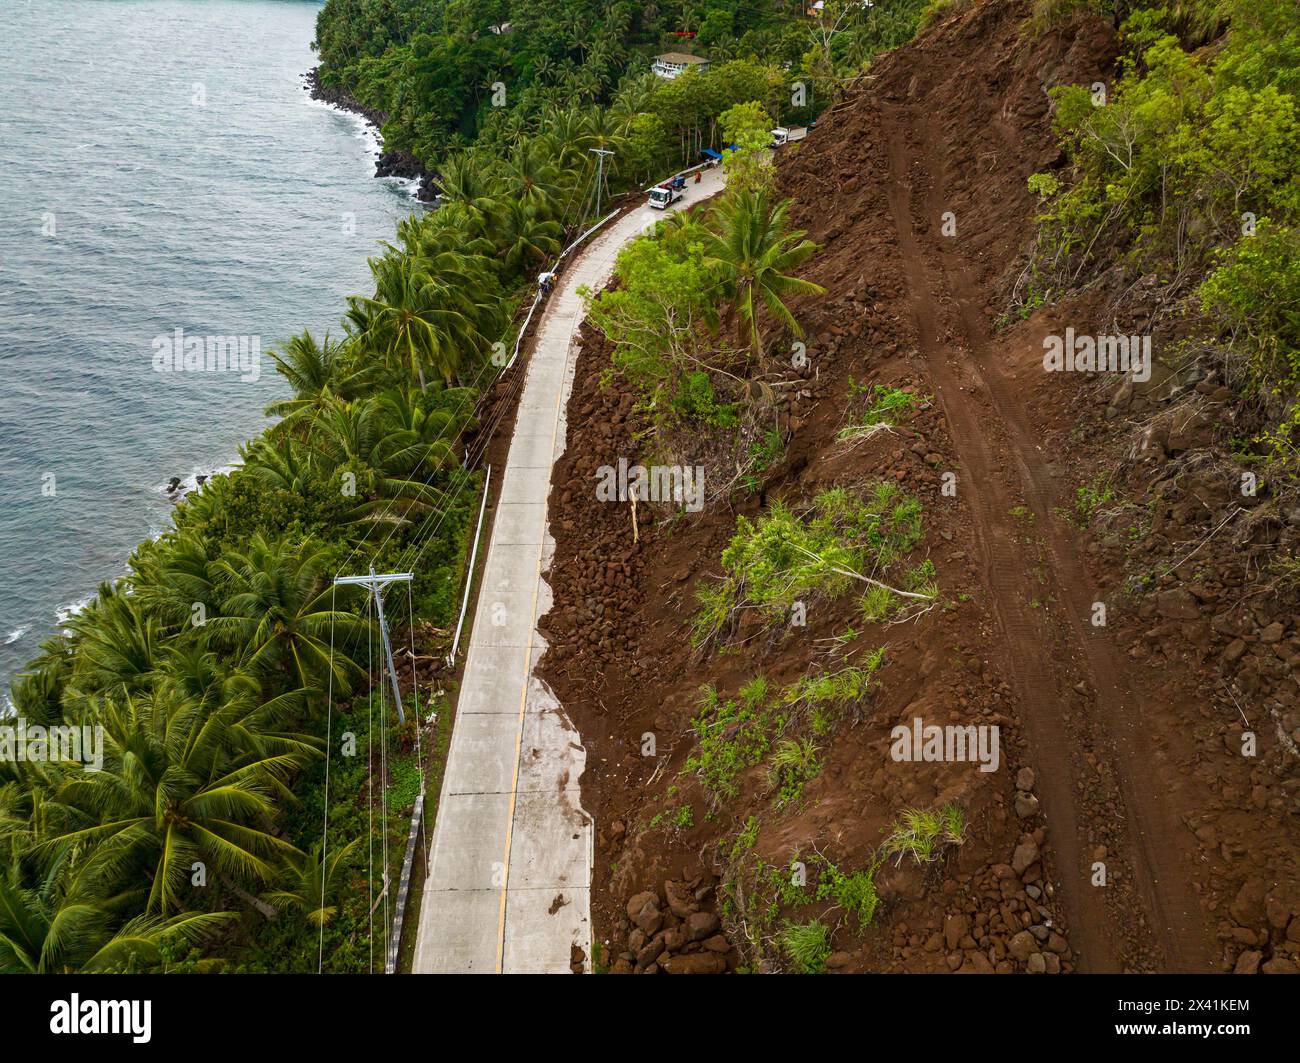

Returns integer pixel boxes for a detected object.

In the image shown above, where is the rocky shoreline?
[304,67,437,201]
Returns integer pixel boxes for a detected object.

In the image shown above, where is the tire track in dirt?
[881,102,1121,971]
[907,105,1215,973]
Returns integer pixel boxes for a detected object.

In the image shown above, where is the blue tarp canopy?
[700,148,722,160]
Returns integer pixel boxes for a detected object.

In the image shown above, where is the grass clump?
[738,429,787,495]
[684,653,890,809]
[881,804,967,865]
[684,679,786,804]
[816,859,882,928]
[1074,473,1115,526]
[721,844,883,971]
[769,737,822,807]
[778,919,832,973]
[783,649,887,716]
[1025,0,1108,37]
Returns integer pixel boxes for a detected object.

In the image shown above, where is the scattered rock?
[1233,950,1262,975]
[1012,838,1041,876]
[944,913,970,951]
[1015,792,1040,819]
[686,911,720,942]
[1009,930,1037,962]
[663,952,727,975]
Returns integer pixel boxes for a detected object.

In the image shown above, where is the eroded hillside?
[539,0,1299,974]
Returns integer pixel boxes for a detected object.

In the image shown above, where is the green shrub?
[693,484,927,645]
[816,861,882,927]
[672,370,740,428]
[684,682,785,802]
[1200,220,1300,388]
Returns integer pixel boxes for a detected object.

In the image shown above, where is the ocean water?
[0,0,420,695]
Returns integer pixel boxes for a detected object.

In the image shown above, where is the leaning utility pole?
[589,147,614,220]
[335,566,413,724]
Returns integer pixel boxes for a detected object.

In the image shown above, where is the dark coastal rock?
[305,67,437,201]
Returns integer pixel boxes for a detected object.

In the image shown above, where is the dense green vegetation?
[585,175,824,409]
[314,0,932,177]
[566,90,833,504]
[1022,0,1300,475]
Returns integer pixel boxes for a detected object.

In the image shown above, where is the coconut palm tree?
[346,254,481,390]
[395,211,496,265]
[130,531,219,631]
[265,331,369,436]
[701,189,827,360]
[266,838,361,928]
[496,200,563,274]
[209,533,368,692]
[42,689,313,915]
[306,394,460,531]
[611,74,657,134]
[542,104,590,170]
[66,585,161,698]
[0,863,231,972]
[500,138,562,219]
[434,153,502,236]
[579,104,626,158]
[8,644,71,730]
[375,387,469,464]
[243,435,316,500]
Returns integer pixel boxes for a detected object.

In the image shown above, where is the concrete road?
[413,168,727,974]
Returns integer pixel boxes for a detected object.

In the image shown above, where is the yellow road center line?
[493,275,584,974]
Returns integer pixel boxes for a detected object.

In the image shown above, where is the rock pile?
[607,876,734,974]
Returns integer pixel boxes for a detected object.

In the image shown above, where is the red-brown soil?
[536,0,1300,974]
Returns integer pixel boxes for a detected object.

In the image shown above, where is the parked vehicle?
[648,180,685,209]
[770,126,808,147]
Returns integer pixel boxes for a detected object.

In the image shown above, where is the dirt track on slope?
[878,100,1115,970]
[879,98,1213,971]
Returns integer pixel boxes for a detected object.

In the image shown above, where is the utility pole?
[335,566,414,724]
[589,147,614,220]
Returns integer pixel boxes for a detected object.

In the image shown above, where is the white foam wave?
[55,595,94,629]
[304,92,425,202]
